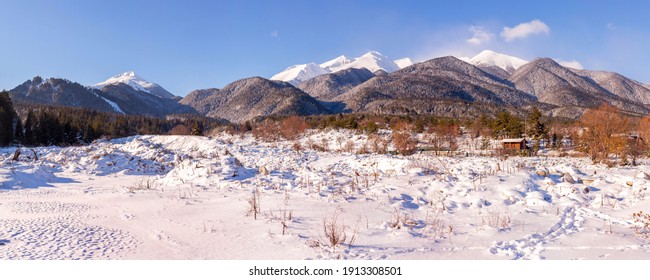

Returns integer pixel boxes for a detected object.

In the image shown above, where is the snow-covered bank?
[1,134,649,259]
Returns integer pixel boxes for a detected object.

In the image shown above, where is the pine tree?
[35,112,49,145]
[0,107,8,146]
[0,91,16,146]
[13,117,24,144]
[527,107,547,139]
[493,111,523,138]
[82,124,96,143]
[23,111,36,146]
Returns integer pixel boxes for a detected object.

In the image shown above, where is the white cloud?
[556,59,583,69]
[467,25,494,45]
[607,22,616,30]
[269,30,279,38]
[500,19,550,42]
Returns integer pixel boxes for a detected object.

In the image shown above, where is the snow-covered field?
[1,132,649,260]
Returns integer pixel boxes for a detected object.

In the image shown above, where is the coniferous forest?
[0,90,220,147]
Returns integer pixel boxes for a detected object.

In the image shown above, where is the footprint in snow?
[399,194,419,209]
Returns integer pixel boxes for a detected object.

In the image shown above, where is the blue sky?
[1,0,649,96]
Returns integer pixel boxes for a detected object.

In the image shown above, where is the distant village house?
[501,138,527,150]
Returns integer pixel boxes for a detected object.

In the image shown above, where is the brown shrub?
[252,120,281,141]
[280,116,308,140]
[393,131,417,155]
[169,124,191,135]
[343,139,355,153]
[368,134,388,154]
[579,103,629,163]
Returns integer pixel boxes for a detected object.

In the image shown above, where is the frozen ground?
[1,132,649,260]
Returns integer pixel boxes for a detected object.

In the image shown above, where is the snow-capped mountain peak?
[94,71,155,93]
[271,51,403,85]
[394,57,415,69]
[270,63,329,86]
[329,51,400,73]
[467,50,528,73]
[94,71,175,99]
[320,55,351,71]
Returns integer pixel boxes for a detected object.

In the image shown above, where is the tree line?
[1,90,219,147]
[227,105,650,165]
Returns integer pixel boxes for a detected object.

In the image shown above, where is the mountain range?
[6,50,650,123]
[270,51,411,85]
[8,73,193,118]
[179,77,330,123]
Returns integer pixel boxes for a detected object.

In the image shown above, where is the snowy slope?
[269,63,329,86]
[319,55,351,71]
[3,133,650,260]
[89,90,125,114]
[394,57,415,68]
[94,71,155,93]
[330,51,400,73]
[466,50,529,73]
[99,97,125,114]
[94,71,175,99]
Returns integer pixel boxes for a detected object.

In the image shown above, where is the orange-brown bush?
[280,116,308,140]
[252,120,281,141]
[393,131,417,155]
[168,124,191,135]
[635,115,650,158]
[633,211,650,239]
[292,141,302,151]
[390,120,418,155]
[638,115,650,142]
[579,104,629,163]
[368,134,389,154]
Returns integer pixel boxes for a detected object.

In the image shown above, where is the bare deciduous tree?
[252,120,281,142]
[392,121,417,155]
[579,104,629,164]
[280,116,308,140]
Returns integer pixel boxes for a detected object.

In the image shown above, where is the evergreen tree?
[551,133,559,149]
[82,124,96,143]
[493,111,523,138]
[0,107,9,146]
[63,122,77,145]
[0,91,16,146]
[47,114,64,145]
[34,112,49,145]
[23,111,36,146]
[13,117,24,144]
[527,107,547,139]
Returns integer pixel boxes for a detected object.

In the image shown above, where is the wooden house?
[501,138,526,150]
